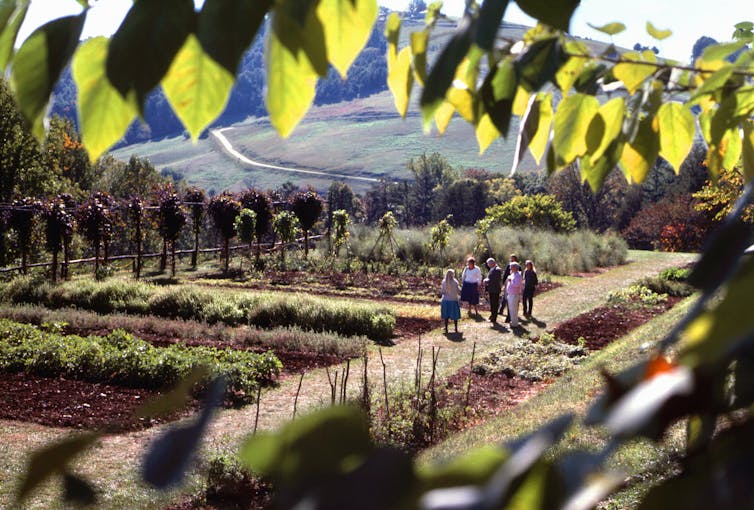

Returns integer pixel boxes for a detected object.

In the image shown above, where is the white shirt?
[462,266,482,284]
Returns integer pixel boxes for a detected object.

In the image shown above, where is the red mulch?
[0,371,199,432]
[549,297,681,350]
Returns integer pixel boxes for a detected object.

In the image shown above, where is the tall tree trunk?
[135,223,142,279]
[63,238,70,280]
[21,249,27,275]
[160,238,167,272]
[224,237,230,273]
[255,235,261,267]
[192,228,199,268]
[171,240,177,277]
[51,250,58,283]
[94,243,100,275]
[304,229,309,258]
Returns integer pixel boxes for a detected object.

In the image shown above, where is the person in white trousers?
[505,262,523,327]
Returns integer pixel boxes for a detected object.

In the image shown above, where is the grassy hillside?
[111,21,618,195]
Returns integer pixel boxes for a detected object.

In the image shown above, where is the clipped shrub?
[607,284,668,306]
[148,287,215,320]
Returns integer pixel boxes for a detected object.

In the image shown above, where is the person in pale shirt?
[440,269,461,333]
[505,261,523,327]
[460,256,482,316]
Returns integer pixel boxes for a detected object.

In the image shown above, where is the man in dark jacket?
[484,258,503,323]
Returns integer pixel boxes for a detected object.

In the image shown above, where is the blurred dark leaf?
[135,365,209,419]
[420,14,474,115]
[688,220,751,291]
[141,376,225,489]
[106,0,194,108]
[16,432,100,503]
[240,405,373,483]
[515,37,564,92]
[475,0,510,51]
[197,0,272,75]
[63,472,97,506]
[480,57,517,135]
[513,0,578,31]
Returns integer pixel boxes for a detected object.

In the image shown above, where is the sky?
[18,0,752,63]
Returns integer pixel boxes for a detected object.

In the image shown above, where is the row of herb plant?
[0,277,395,342]
[0,305,367,358]
[0,319,281,404]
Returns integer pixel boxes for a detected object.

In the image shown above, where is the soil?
[548,297,682,350]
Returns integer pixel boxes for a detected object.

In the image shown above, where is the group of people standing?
[440,254,538,333]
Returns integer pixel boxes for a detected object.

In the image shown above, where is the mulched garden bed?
[549,296,682,350]
[0,371,200,432]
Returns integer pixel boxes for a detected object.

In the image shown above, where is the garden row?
[0,320,281,405]
[0,276,395,342]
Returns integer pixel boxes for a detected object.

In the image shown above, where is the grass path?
[0,251,695,509]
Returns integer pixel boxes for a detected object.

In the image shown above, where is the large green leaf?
[106,0,194,108]
[582,138,624,192]
[480,57,517,136]
[475,0,509,50]
[699,40,747,64]
[514,0,578,31]
[420,14,474,119]
[317,0,377,78]
[0,0,29,73]
[72,37,138,163]
[197,0,271,75]
[552,93,600,165]
[240,406,373,481]
[620,114,659,183]
[586,97,624,165]
[16,432,100,503]
[162,34,234,141]
[655,102,695,173]
[587,21,626,36]
[646,21,672,40]
[688,64,734,103]
[612,50,658,94]
[11,12,85,140]
[266,9,322,137]
[555,41,589,93]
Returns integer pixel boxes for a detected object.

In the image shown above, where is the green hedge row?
[0,319,281,403]
[0,278,395,342]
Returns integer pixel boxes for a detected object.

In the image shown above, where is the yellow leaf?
[620,115,659,183]
[655,102,695,173]
[447,87,474,122]
[266,11,319,138]
[552,93,600,164]
[72,37,137,163]
[317,0,377,78]
[410,30,429,86]
[512,86,530,116]
[587,97,625,164]
[434,101,455,135]
[162,34,234,142]
[743,121,754,182]
[476,113,500,155]
[613,51,657,94]
[528,93,553,165]
[387,46,413,117]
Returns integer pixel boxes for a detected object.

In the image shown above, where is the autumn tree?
[9,198,41,274]
[157,185,187,277]
[239,189,273,266]
[77,193,115,275]
[290,188,323,258]
[42,197,74,283]
[234,208,257,265]
[128,196,144,278]
[208,192,241,273]
[273,210,299,268]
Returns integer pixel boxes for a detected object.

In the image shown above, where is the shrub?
[148,287,215,320]
[485,194,577,232]
[607,284,668,306]
[659,266,692,281]
[622,194,710,251]
[638,275,695,298]
[0,320,281,403]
